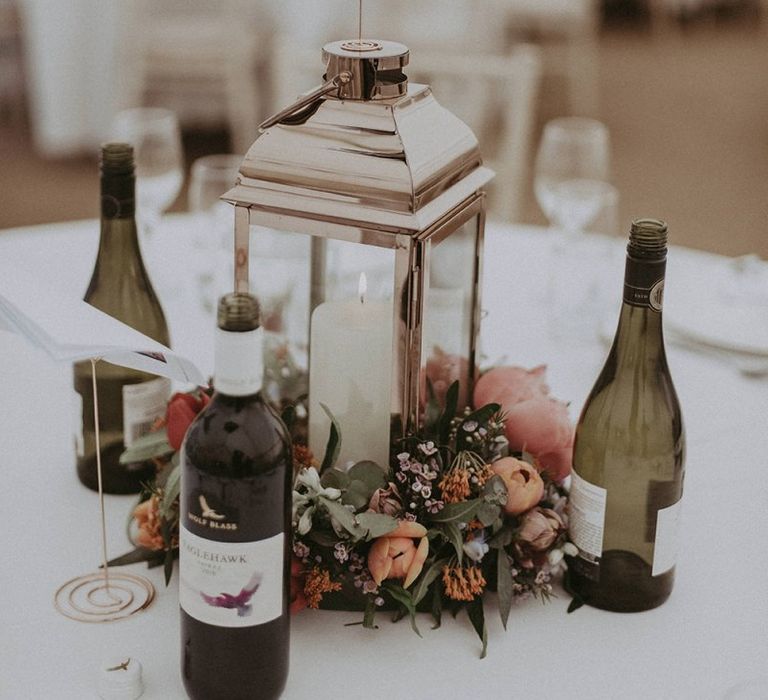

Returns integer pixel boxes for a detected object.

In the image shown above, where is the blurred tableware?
[112,108,184,232]
[534,117,616,342]
[534,117,612,233]
[188,154,242,316]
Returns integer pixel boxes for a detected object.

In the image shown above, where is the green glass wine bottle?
[73,143,171,494]
[566,218,686,611]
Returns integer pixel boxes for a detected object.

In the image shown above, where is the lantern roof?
[223,40,493,235]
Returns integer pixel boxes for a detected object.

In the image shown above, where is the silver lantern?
[222,39,493,469]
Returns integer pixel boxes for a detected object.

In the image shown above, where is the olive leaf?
[437,522,464,563]
[319,403,341,473]
[429,498,481,524]
[497,548,514,630]
[466,597,488,659]
[476,502,501,528]
[159,464,181,520]
[319,495,365,539]
[381,583,421,637]
[411,557,450,606]
[119,429,171,465]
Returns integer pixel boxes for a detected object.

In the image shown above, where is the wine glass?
[112,108,184,235]
[534,117,613,233]
[188,154,242,316]
[534,117,616,342]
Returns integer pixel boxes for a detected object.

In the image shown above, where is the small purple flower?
[421,486,432,499]
[425,499,444,514]
[375,596,385,607]
[409,461,424,475]
[293,541,310,559]
[395,471,408,483]
[418,441,438,456]
[463,420,478,433]
[397,452,411,466]
[404,512,417,522]
[411,479,423,494]
[362,580,378,595]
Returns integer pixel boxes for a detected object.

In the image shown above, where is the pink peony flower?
[473,365,573,482]
[491,456,545,515]
[517,507,564,552]
[368,482,403,518]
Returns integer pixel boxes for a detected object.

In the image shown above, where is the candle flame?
[358,272,367,304]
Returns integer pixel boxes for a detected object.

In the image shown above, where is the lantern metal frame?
[222,39,493,436]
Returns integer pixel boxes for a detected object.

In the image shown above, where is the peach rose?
[367,521,429,589]
[491,456,544,515]
[517,507,564,552]
[133,496,165,550]
[473,365,573,482]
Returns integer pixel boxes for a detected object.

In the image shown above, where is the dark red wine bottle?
[180,293,292,700]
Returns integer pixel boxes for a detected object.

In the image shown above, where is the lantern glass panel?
[422,214,480,408]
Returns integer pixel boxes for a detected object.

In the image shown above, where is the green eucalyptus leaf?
[347,461,387,492]
[119,429,172,465]
[497,548,513,630]
[319,403,341,473]
[411,557,450,606]
[341,480,371,510]
[319,496,365,539]
[466,597,488,659]
[320,468,349,491]
[481,474,507,504]
[355,512,399,539]
[477,502,501,528]
[429,498,481,524]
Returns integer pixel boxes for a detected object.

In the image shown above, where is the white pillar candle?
[308,276,393,470]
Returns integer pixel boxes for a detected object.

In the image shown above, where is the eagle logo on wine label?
[188,490,239,531]
[200,571,262,617]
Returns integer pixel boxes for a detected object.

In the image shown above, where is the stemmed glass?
[534,117,616,341]
[112,108,184,238]
[188,154,242,316]
[534,117,613,234]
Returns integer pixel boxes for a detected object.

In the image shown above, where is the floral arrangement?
[112,363,575,657]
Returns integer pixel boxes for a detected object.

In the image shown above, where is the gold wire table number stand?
[54,359,156,622]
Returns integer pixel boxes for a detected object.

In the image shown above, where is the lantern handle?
[259,72,353,131]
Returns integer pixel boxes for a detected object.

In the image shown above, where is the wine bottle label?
[568,471,607,559]
[652,500,681,576]
[623,257,665,311]
[180,525,283,627]
[122,377,172,447]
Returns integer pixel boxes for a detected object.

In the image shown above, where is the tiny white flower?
[563,542,579,557]
[463,538,490,563]
[548,548,564,567]
[297,505,315,535]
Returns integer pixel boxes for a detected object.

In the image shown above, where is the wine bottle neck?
[214,327,264,397]
[95,168,143,266]
[613,254,667,363]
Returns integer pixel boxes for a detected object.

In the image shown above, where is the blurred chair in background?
[116,0,273,155]
[497,0,601,117]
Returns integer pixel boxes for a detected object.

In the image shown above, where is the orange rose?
[491,456,544,515]
[367,521,429,589]
[133,496,165,550]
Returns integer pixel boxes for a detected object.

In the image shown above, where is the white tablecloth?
[1,216,766,699]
